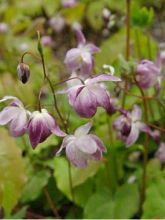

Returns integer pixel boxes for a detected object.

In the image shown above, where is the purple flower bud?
[155,142,165,164]
[136,59,161,89]
[113,105,159,147]
[28,109,66,148]
[0,96,30,137]
[63,74,121,118]
[17,63,30,84]
[56,122,106,167]
[64,30,100,75]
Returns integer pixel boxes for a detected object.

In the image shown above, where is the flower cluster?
[0,29,163,168]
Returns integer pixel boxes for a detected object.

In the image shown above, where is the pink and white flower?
[61,0,77,8]
[0,96,30,137]
[113,105,159,147]
[27,109,66,148]
[65,74,121,118]
[64,30,100,75]
[56,122,106,167]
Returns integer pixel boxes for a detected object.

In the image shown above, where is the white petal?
[74,122,92,137]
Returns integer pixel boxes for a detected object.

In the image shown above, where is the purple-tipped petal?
[89,134,106,152]
[86,43,100,54]
[68,85,84,106]
[91,149,102,161]
[76,29,86,46]
[126,124,140,147]
[85,74,121,85]
[74,122,92,137]
[76,135,97,154]
[74,87,97,118]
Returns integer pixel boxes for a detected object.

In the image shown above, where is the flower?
[113,105,159,147]
[0,22,9,33]
[41,36,52,47]
[64,29,100,75]
[65,74,121,118]
[136,59,161,89]
[56,122,106,167]
[155,142,165,164]
[49,15,66,33]
[61,0,77,8]
[0,96,30,137]
[17,63,30,84]
[27,109,66,148]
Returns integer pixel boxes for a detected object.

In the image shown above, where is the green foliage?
[0,129,27,216]
[143,160,165,219]
[84,183,140,219]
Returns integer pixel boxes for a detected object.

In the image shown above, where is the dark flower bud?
[17,63,30,84]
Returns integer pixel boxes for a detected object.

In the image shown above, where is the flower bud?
[17,63,30,84]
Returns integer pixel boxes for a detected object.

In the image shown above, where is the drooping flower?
[17,63,30,84]
[64,29,100,75]
[27,109,66,148]
[0,96,30,137]
[155,142,165,164]
[64,74,121,118]
[113,105,159,147]
[56,122,106,167]
[136,59,161,90]
[41,36,53,47]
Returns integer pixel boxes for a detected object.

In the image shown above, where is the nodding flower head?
[0,96,30,137]
[17,63,30,84]
[136,59,161,90]
[27,109,66,148]
[113,105,160,147]
[64,29,100,76]
[56,122,106,167]
[65,74,121,118]
[155,142,165,164]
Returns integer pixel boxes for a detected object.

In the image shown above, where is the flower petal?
[76,29,86,46]
[28,117,50,148]
[75,135,97,154]
[64,48,81,71]
[85,74,121,85]
[89,134,106,152]
[126,124,140,147]
[67,85,84,106]
[74,122,92,137]
[9,109,28,137]
[89,85,115,115]
[0,106,19,125]
[131,105,142,121]
[66,142,88,167]
[0,96,23,106]
[81,52,93,75]
[74,87,97,118]
[86,43,100,54]
[56,135,75,155]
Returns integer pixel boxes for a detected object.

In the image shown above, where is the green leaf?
[84,183,140,219]
[53,157,101,206]
[113,183,140,218]
[95,28,126,69]
[21,170,50,203]
[143,171,165,219]
[0,129,27,216]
